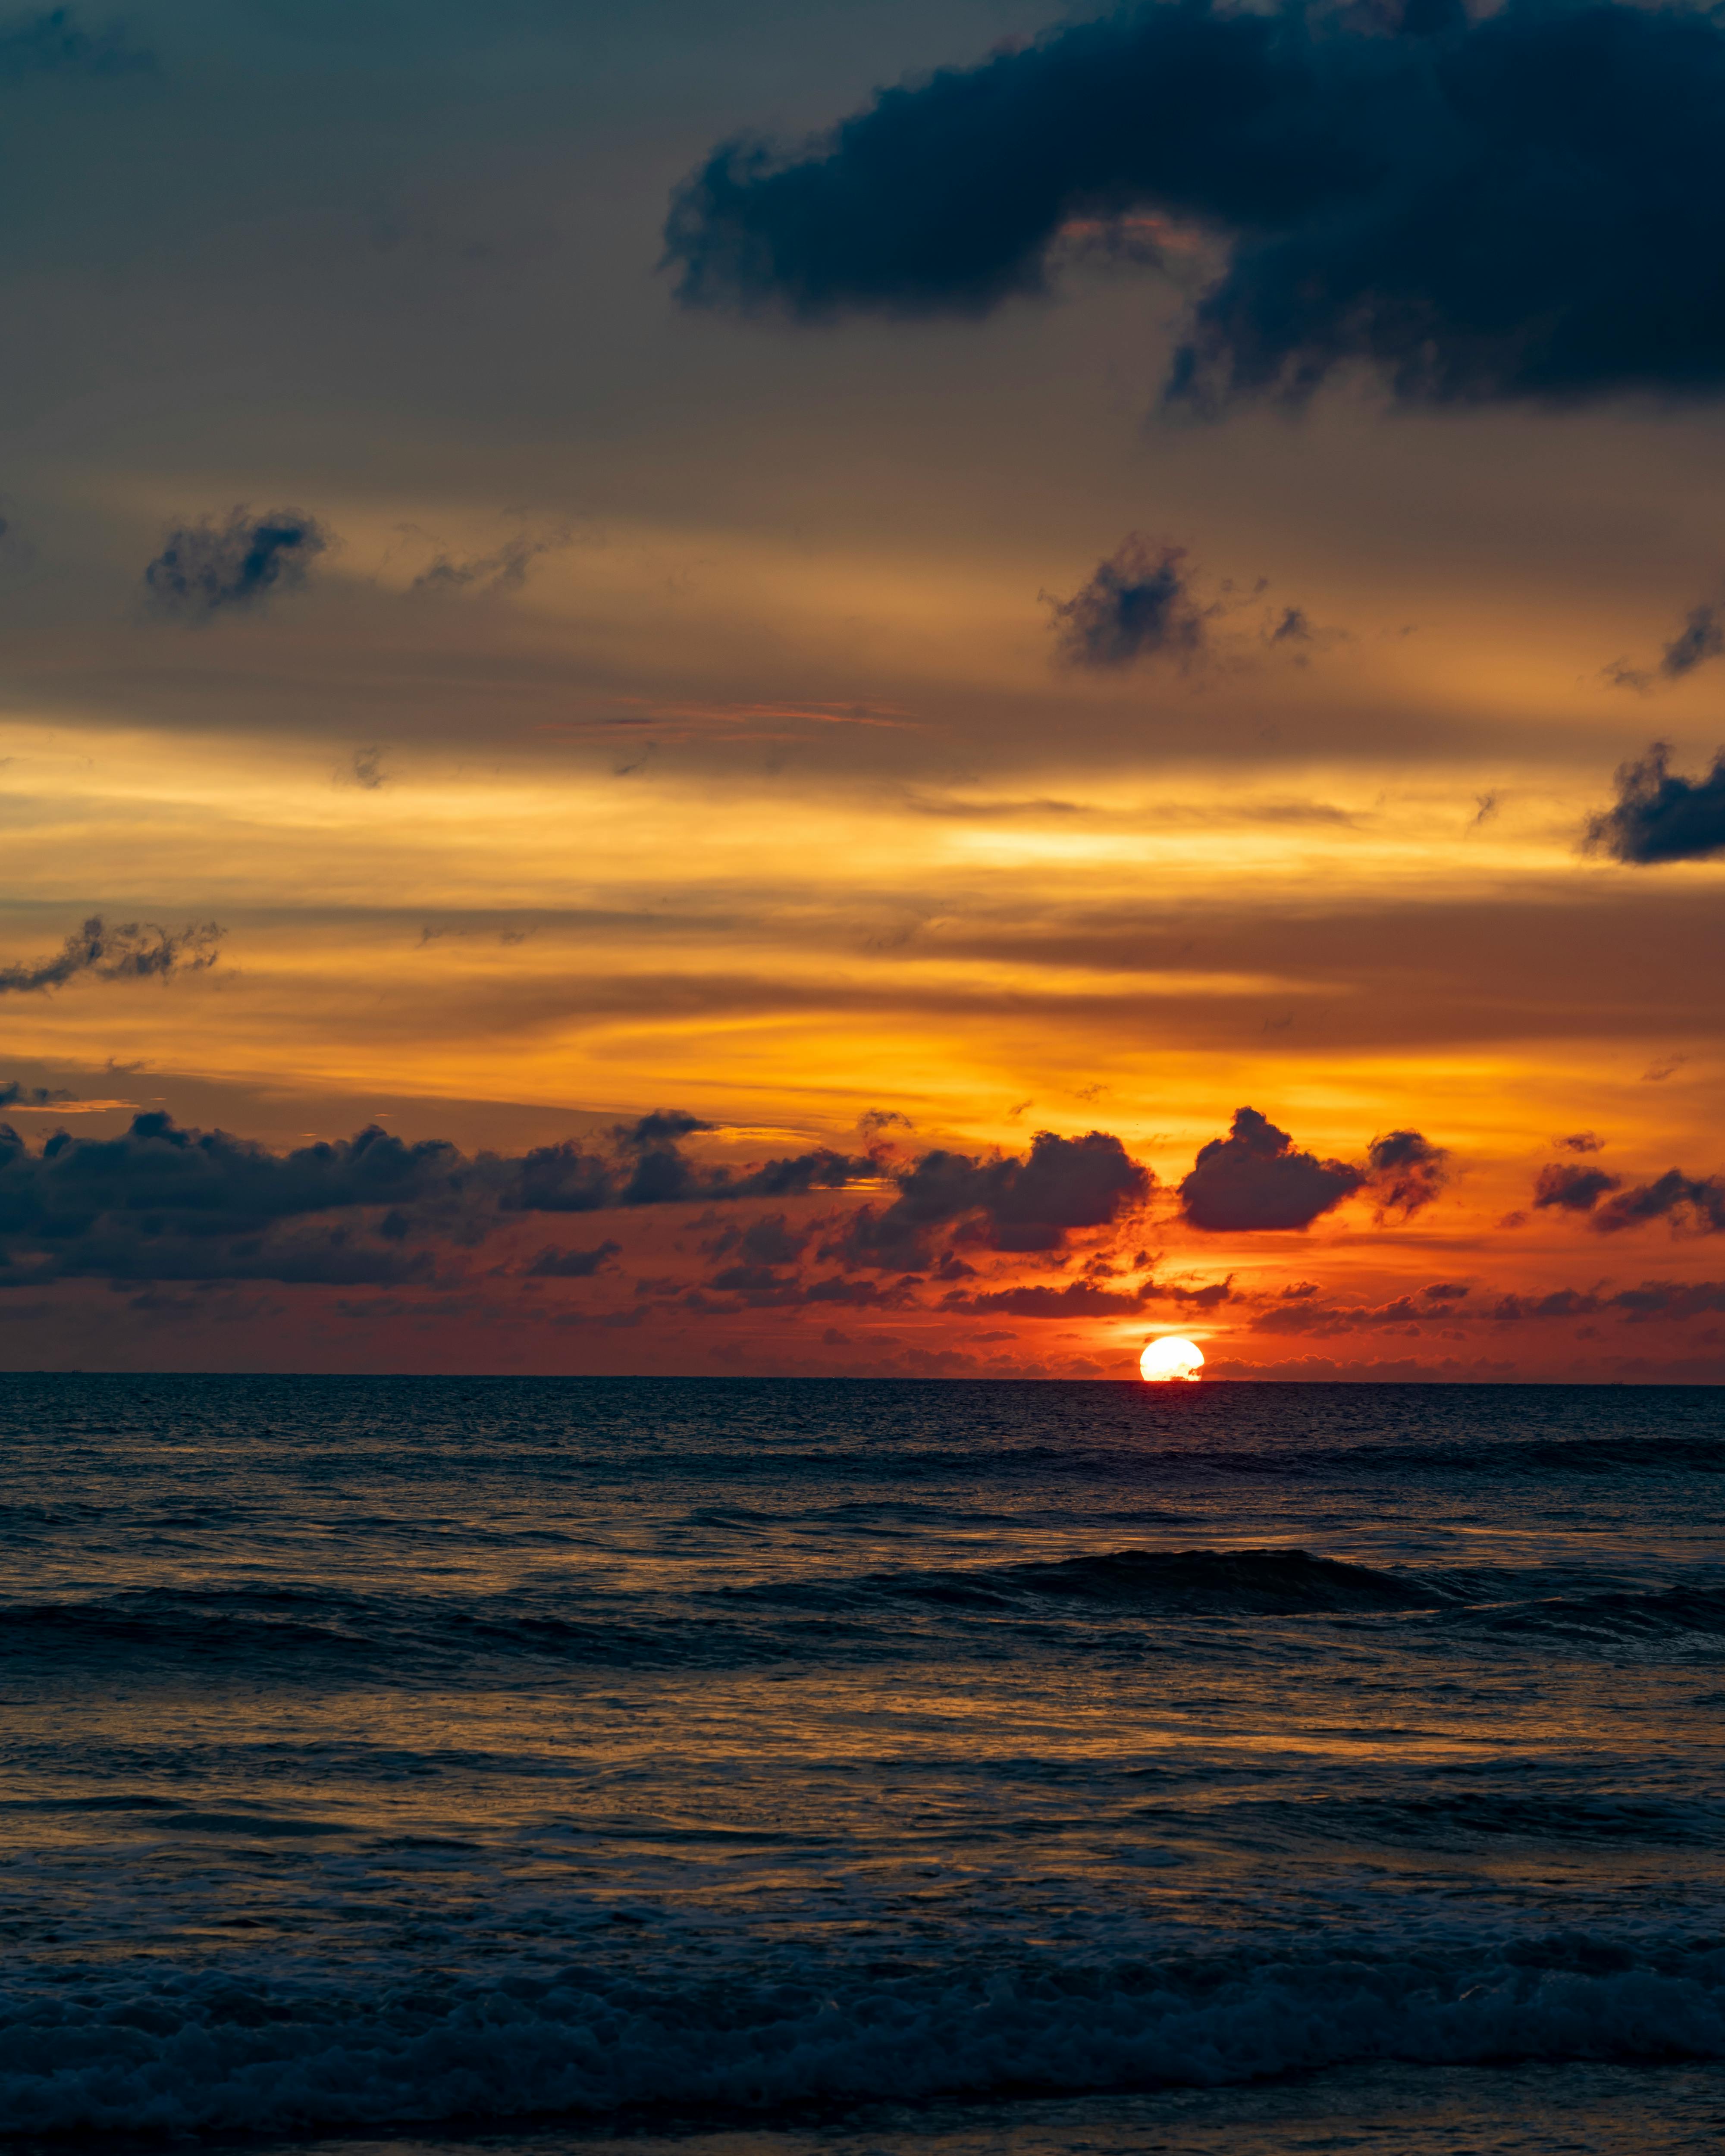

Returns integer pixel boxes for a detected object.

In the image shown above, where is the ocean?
[2,1376,1723,2154]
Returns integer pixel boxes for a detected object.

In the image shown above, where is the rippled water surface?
[2,1375,1723,2151]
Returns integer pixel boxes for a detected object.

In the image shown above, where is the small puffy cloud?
[145,508,329,620]
[1584,742,1725,865]
[1660,604,1725,679]
[410,524,568,598]
[1364,1128,1449,1219]
[704,1213,808,1267]
[525,1239,620,1278]
[1048,536,1208,671]
[1556,1132,1605,1154]
[1490,1287,1604,1322]
[952,1279,1150,1319]
[1533,1162,1623,1214]
[0,1081,72,1108]
[834,1127,1152,1268]
[1179,1107,1363,1232]
[1592,1170,1725,1235]
[0,6,153,79]
[0,915,222,995]
[1422,1282,1468,1302]
[1611,602,1725,690]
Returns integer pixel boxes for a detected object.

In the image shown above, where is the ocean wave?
[724,1548,1446,1619]
[3,1934,1724,2135]
[1439,1581,1725,1645]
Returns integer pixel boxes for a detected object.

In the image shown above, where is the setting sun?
[1139,1337,1205,1382]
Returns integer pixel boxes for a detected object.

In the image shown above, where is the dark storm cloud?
[1364,1128,1449,1218]
[144,508,329,620]
[667,0,1725,411]
[1179,1107,1363,1232]
[1584,743,1725,865]
[0,6,152,78]
[1533,1161,1622,1213]
[1048,536,1208,670]
[832,1128,1153,1269]
[0,916,222,994]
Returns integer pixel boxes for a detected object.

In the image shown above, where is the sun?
[1139,1336,1205,1383]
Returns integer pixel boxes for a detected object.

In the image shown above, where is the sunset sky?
[6,0,1725,1377]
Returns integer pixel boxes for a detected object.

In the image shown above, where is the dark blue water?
[2,1377,1723,2153]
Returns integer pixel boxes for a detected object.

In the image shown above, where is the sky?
[4,0,1725,1379]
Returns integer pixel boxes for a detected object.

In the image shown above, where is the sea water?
[1,1376,1722,2153]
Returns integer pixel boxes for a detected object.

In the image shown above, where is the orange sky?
[2,0,1725,1378]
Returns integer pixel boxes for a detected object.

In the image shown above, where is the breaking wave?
[4,1934,1725,2135]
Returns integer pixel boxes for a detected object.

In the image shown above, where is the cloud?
[0,1082,72,1108]
[0,1106,882,1288]
[665,0,1725,412]
[1610,602,1725,690]
[0,916,222,995]
[1490,1287,1604,1322]
[950,1279,1150,1319]
[505,1113,867,1217]
[1364,1128,1449,1219]
[1556,1131,1605,1154]
[1048,535,1208,670]
[1610,1279,1725,1320]
[525,1238,620,1278]
[144,508,329,620]
[1591,1170,1725,1235]
[833,1127,1153,1268]
[704,1212,809,1267]
[1533,1162,1622,1213]
[350,746,388,790]
[410,526,568,597]
[1584,743,1725,864]
[0,6,153,79]
[1179,1107,1363,1232]
[0,1114,461,1286]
